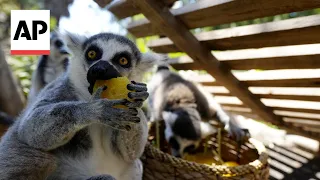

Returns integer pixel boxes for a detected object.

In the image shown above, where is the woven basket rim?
[143,138,268,176]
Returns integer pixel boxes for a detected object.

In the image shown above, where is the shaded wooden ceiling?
[95,0,320,140]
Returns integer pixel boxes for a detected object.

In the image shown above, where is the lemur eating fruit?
[0,32,164,180]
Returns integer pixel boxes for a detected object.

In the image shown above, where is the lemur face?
[62,32,165,96]
[50,32,69,61]
[162,108,202,157]
[82,34,142,92]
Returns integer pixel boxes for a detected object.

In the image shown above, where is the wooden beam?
[107,0,176,19]
[169,44,320,70]
[127,0,320,37]
[205,86,320,102]
[273,107,320,114]
[274,110,320,121]
[148,15,320,52]
[131,0,283,125]
[219,93,320,102]
[245,78,320,87]
[222,105,320,115]
[283,117,320,125]
[171,54,320,71]
[0,45,25,116]
[258,94,320,102]
[216,96,320,112]
[202,78,320,87]
[181,70,320,87]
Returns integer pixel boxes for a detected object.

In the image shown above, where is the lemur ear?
[139,51,168,71]
[58,30,88,55]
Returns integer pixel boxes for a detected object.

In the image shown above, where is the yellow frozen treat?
[93,77,132,108]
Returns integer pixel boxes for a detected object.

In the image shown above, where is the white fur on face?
[94,39,139,79]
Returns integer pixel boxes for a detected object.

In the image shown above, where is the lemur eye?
[119,57,128,66]
[87,50,97,59]
[85,46,102,61]
[54,40,63,48]
[112,52,131,68]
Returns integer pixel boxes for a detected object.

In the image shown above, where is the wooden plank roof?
[95,0,320,140]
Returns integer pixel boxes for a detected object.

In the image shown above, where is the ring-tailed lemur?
[28,32,69,104]
[0,32,164,180]
[148,65,248,157]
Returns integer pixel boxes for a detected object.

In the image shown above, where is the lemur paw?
[226,125,250,143]
[126,81,149,108]
[92,87,141,131]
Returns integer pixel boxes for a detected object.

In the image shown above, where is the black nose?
[59,48,69,55]
[87,61,121,94]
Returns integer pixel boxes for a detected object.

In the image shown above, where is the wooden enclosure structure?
[95,0,320,141]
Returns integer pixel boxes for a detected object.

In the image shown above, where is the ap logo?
[11,10,50,55]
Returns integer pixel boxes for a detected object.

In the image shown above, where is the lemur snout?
[59,47,69,55]
[87,61,121,94]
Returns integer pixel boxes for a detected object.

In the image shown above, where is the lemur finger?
[125,100,144,108]
[107,99,128,106]
[128,91,149,100]
[106,122,133,131]
[91,86,107,100]
[108,107,139,119]
[131,81,147,86]
[127,83,147,92]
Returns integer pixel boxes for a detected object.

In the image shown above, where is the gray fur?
[0,32,164,180]
[147,66,247,157]
[28,32,70,105]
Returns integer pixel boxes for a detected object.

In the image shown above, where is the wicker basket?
[141,121,269,180]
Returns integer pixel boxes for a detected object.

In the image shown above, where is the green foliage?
[50,16,57,31]
[7,55,37,97]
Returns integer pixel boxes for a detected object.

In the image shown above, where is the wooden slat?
[273,107,320,114]
[169,44,320,70]
[127,0,320,37]
[283,117,320,126]
[258,94,320,102]
[222,105,320,115]
[131,0,283,126]
[245,78,320,87]
[148,15,320,52]
[275,110,320,121]
[202,78,320,87]
[182,70,320,87]
[171,54,320,71]
[216,96,320,112]
[107,0,176,19]
[204,86,320,102]
[219,93,320,102]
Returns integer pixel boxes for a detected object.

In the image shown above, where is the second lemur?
[28,32,70,104]
[148,65,248,157]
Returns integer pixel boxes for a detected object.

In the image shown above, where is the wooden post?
[0,45,25,117]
